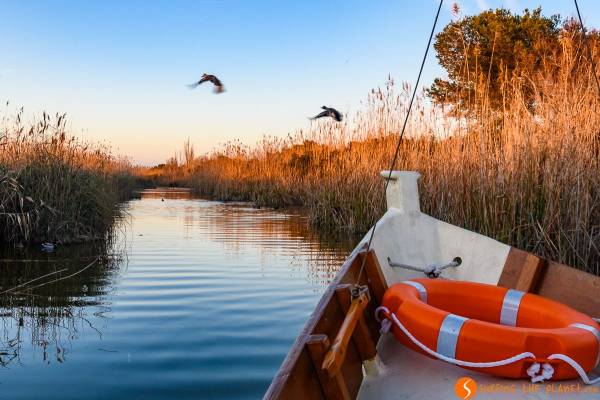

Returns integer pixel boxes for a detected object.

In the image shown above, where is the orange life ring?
[380,279,600,380]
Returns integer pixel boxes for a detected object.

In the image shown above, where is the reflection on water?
[135,187,193,200]
[0,244,122,368]
[0,189,353,399]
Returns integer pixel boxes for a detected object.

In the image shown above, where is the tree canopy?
[428,7,563,112]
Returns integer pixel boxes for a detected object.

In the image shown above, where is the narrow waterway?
[0,189,354,399]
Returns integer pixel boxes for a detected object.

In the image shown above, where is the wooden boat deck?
[359,334,599,400]
[265,244,600,399]
[264,172,600,399]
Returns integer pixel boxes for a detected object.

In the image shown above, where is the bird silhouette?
[311,106,343,122]
[188,73,225,93]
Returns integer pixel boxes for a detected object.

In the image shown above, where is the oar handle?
[321,291,370,377]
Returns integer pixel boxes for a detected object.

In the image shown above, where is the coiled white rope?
[375,306,600,384]
[527,362,555,383]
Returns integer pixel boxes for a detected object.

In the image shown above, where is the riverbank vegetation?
[151,8,600,274]
[0,108,143,246]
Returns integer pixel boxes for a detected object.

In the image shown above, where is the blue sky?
[1,0,599,165]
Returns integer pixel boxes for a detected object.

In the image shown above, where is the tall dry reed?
[0,108,142,245]
[156,31,600,275]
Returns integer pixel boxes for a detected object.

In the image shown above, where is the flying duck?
[188,73,225,93]
[311,106,343,122]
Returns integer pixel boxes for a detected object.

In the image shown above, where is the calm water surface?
[0,189,353,399]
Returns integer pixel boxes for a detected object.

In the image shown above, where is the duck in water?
[41,242,56,252]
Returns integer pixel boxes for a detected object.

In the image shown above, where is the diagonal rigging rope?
[354,2,598,289]
[573,1,600,325]
[354,0,444,288]
[574,0,600,98]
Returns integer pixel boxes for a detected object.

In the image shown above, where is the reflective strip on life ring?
[500,289,526,326]
[570,323,600,367]
[401,281,428,303]
[437,314,468,358]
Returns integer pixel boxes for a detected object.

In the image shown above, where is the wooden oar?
[321,289,370,377]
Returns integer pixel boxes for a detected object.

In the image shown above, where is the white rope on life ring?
[375,306,600,385]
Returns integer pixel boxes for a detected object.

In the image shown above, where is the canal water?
[0,189,354,399]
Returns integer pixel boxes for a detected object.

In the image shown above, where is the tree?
[428,7,561,113]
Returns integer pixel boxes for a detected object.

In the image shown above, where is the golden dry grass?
[0,108,142,245]
[156,32,600,274]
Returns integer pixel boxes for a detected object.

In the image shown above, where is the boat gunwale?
[263,242,384,399]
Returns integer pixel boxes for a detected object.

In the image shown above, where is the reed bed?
[157,32,600,275]
[0,108,142,246]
